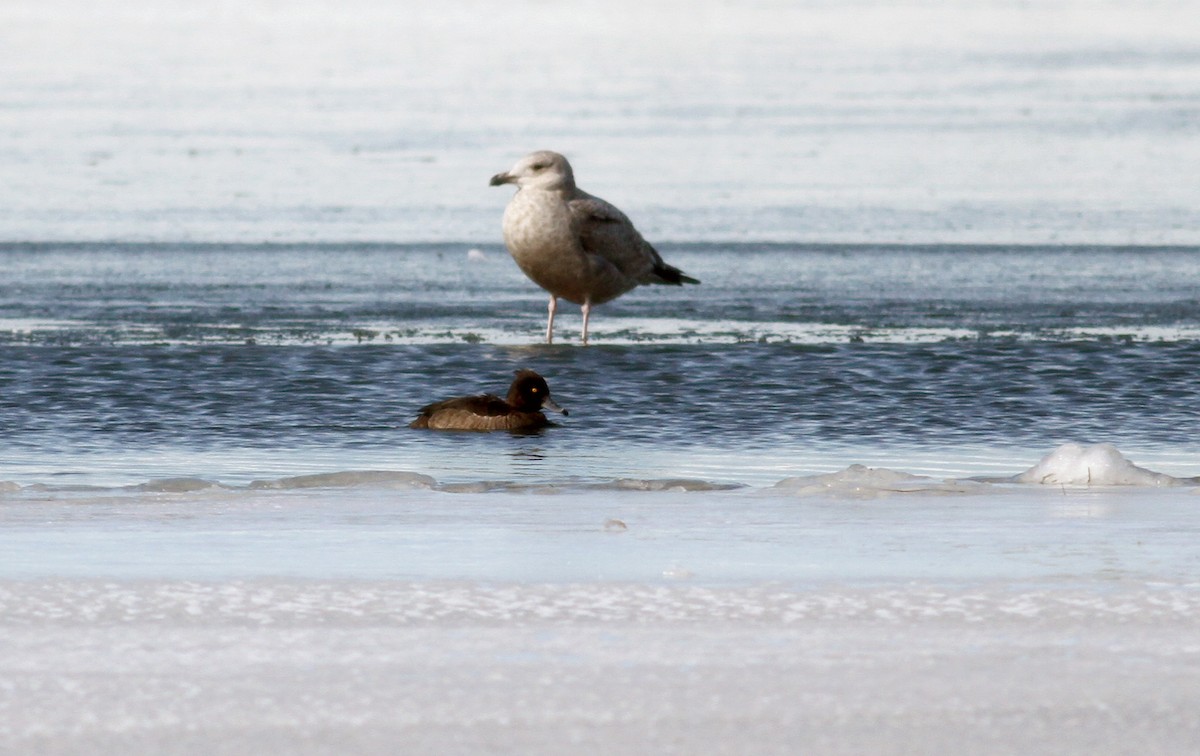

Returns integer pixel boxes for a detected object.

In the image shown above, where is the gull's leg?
[546,295,557,344]
[581,298,591,346]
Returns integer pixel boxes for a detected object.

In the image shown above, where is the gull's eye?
[531,163,547,171]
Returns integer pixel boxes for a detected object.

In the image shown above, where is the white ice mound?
[773,464,986,498]
[1015,443,1181,487]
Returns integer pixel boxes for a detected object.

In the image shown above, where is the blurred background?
[2,0,1197,244]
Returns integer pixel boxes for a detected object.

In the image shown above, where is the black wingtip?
[653,263,700,286]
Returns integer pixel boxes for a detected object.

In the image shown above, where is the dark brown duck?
[409,369,568,431]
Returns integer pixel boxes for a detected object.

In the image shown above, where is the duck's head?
[507,369,568,416]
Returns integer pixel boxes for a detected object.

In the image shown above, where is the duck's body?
[410,369,567,432]
[490,150,699,344]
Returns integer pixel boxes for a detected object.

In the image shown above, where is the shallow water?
[2,243,1199,491]
[5,242,1197,594]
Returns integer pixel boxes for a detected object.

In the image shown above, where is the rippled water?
[2,243,1198,489]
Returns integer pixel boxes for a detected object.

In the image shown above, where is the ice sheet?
[2,0,1198,243]
[2,579,1199,755]
[4,450,1200,753]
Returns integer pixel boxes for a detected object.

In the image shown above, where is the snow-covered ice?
[3,447,1200,754]
[2,579,1199,755]
[2,0,1198,244]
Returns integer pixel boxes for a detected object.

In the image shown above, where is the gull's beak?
[541,396,568,416]
[489,171,514,186]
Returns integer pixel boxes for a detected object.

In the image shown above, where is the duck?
[489,150,699,345]
[409,369,568,432]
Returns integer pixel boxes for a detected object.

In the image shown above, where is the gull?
[489,150,699,345]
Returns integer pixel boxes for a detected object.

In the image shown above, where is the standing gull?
[490,150,699,345]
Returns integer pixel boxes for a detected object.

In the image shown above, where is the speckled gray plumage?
[490,150,698,343]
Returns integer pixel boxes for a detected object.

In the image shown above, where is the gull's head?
[489,150,575,191]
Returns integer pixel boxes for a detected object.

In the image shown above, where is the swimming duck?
[409,369,568,432]
[490,150,699,345]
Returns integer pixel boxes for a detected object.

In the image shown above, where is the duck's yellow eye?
[531,387,539,393]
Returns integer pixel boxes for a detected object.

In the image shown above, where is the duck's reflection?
[510,446,547,463]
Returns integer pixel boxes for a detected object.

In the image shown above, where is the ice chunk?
[1015,443,1181,487]
[131,478,226,493]
[777,465,936,501]
[772,464,987,498]
[250,470,437,490]
[604,478,742,492]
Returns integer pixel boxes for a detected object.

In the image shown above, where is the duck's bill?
[542,397,568,416]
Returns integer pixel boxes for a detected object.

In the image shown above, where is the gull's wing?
[568,193,699,285]
[567,193,661,282]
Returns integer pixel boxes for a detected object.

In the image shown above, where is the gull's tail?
[652,262,700,286]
